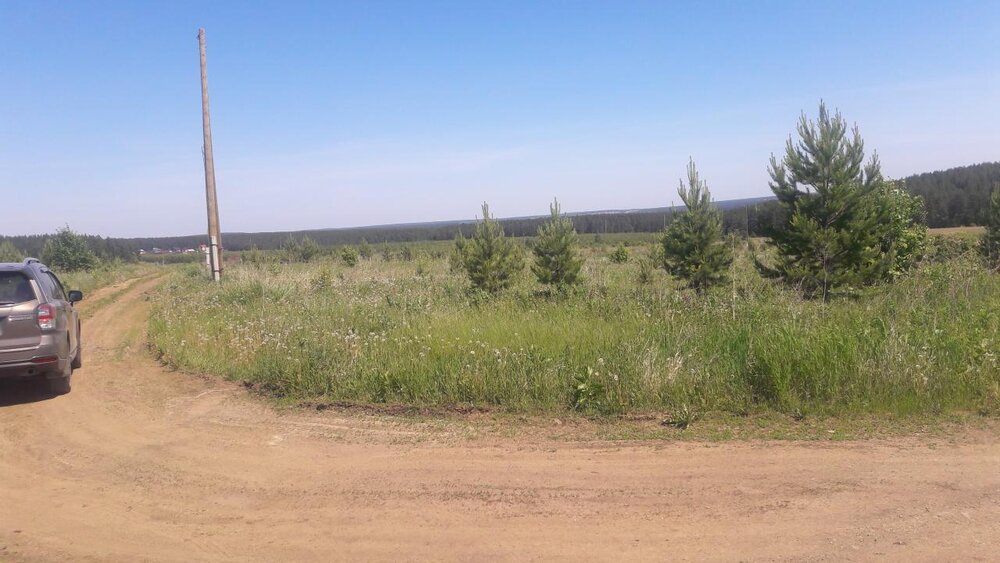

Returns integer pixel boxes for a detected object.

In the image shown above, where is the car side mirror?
[68,290,83,303]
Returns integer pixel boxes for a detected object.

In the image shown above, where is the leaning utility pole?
[198,28,223,281]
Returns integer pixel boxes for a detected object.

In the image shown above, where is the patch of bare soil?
[1,276,998,561]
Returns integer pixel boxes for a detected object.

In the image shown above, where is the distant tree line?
[0,230,137,264]
[83,161,1000,252]
[3,163,997,257]
[94,200,780,253]
[900,162,1000,228]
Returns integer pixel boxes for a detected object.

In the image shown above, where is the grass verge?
[147,245,1000,423]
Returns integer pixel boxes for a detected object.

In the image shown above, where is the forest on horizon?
[2,161,998,259]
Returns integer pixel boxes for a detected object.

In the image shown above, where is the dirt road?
[1,276,998,562]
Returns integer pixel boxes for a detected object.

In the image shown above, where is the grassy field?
[60,261,147,296]
[147,237,1000,420]
[929,226,987,238]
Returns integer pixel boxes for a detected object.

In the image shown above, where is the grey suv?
[0,258,83,395]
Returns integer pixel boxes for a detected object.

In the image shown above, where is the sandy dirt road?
[1,275,998,562]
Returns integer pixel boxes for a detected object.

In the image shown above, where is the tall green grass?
[147,243,1000,417]
[60,261,146,295]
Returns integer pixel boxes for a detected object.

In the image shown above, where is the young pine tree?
[458,203,524,293]
[358,238,373,260]
[340,246,359,267]
[281,235,321,263]
[661,160,732,291]
[531,198,583,287]
[980,182,1000,270]
[760,102,922,299]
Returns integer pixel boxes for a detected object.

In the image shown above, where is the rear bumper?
[0,334,69,380]
[0,357,68,379]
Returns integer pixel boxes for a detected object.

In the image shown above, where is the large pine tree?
[661,160,731,291]
[981,182,1000,270]
[532,199,583,287]
[760,102,923,299]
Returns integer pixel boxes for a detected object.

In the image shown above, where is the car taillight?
[31,356,59,364]
[37,303,56,330]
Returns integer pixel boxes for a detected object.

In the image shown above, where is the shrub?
[532,198,583,287]
[610,244,629,264]
[41,226,97,272]
[341,246,359,267]
[458,202,524,293]
[281,236,321,263]
[661,159,732,291]
[924,236,972,263]
[872,181,928,278]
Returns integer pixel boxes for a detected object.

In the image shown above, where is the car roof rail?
[22,257,41,265]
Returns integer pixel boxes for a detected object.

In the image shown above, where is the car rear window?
[0,272,37,305]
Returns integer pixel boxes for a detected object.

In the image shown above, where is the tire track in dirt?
[1,275,998,561]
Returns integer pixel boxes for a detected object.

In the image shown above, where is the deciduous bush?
[872,181,928,278]
[41,227,97,272]
[610,244,629,264]
[925,236,973,263]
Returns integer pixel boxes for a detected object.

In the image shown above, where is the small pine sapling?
[531,198,583,287]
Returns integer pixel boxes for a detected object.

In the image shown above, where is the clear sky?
[2,1,998,237]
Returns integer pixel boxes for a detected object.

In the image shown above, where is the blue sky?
[2,1,998,237]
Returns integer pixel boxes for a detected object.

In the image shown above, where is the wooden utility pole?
[198,28,223,281]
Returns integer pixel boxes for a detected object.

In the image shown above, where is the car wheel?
[71,345,82,370]
[48,375,72,395]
